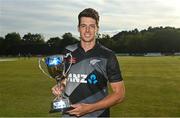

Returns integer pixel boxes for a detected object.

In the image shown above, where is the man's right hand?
[51,84,64,96]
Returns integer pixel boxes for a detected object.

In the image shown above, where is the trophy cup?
[38,53,72,113]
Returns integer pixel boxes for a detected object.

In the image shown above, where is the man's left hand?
[67,103,93,117]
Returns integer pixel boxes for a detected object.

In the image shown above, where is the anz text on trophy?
[39,53,72,113]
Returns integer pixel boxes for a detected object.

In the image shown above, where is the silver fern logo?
[90,59,101,65]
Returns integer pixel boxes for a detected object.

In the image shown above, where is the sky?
[0,0,180,40]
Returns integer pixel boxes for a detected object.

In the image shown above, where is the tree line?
[0,32,79,56]
[0,26,180,56]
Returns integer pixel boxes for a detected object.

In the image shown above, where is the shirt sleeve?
[106,53,123,82]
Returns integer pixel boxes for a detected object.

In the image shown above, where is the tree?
[23,33,45,44]
[61,32,79,49]
[0,37,5,55]
[46,37,62,54]
[4,32,22,55]
[21,33,46,55]
[98,34,115,50]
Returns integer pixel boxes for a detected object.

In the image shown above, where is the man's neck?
[81,40,96,52]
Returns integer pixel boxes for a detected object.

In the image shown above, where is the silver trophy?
[38,53,72,113]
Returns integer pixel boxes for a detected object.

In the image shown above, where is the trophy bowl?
[38,54,73,113]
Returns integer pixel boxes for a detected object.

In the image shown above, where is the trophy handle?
[63,53,72,76]
[38,58,52,79]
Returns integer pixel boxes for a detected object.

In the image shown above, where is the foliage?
[112,27,180,53]
[0,32,78,55]
[1,26,180,55]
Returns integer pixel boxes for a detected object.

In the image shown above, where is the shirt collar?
[78,41,100,54]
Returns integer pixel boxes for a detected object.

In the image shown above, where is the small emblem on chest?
[90,59,101,65]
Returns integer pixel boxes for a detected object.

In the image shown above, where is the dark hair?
[78,8,99,28]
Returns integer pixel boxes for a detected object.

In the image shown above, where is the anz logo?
[68,73,87,83]
[88,74,98,85]
[67,73,98,85]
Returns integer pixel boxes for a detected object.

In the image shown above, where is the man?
[52,8,125,117]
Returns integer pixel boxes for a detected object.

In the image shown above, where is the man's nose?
[85,26,90,32]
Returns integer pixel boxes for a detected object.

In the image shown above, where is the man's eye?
[80,25,86,28]
[90,25,95,28]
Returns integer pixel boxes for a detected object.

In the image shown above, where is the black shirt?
[63,42,123,117]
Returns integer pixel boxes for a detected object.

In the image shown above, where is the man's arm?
[67,81,125,116]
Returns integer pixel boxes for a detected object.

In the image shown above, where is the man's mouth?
[85,34,91,37]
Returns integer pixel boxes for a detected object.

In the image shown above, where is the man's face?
[78,17,98,43]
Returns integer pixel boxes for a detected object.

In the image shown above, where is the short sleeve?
[106,53,123,82]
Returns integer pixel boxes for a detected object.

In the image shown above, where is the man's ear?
[78,25,80,32]
[96,27,99,33]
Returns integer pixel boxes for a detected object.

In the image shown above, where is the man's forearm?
[89,82,125,112]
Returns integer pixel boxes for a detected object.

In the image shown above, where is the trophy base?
[49,98,73,113]
[49,106,74,113]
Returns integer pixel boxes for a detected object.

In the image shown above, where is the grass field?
[0,56,180,117]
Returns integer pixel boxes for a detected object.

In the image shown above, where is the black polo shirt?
[63,42,123,117]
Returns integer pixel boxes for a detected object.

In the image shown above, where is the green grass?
[0,58,60,117]
[111,56,180,117]
[0,56,180,117]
